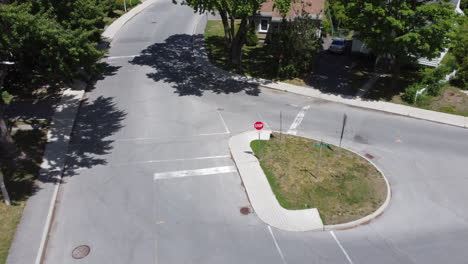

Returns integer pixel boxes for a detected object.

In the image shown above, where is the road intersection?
[38,2,468,264]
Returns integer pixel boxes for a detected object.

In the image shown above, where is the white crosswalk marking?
[287,105,310,135]
[153,166,236,180]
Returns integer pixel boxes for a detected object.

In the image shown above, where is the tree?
[451,16,468,89]
[0,3,104,159]
[177,0,291,66]
[268,14,323,78]
[346,0,457,86]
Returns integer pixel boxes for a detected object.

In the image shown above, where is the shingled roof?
[258,0,325,19]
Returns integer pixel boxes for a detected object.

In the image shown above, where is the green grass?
[420,86,468,117]
[0,127,48,264]
[250,133,387,225]
[204,20,304,83]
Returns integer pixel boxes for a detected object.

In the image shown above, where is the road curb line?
[35,88,85,264]
[102,0,161,41]
[230,130,391,232]
[192,17,468,130]
[323,146,392,231]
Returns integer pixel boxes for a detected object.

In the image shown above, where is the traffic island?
[251,132,389,226]
[229,130,391,231]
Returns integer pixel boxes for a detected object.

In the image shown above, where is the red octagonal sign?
[254,121,264,130]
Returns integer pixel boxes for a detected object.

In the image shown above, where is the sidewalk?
[193,15,468,129]
[229,130,324,232]
[6,85,85,264]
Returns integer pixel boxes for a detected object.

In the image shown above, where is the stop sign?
[254,121,264,130]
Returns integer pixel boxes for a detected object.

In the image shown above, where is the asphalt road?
[43,2,468,264]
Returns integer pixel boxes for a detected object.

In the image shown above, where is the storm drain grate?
[240,207,251,215]
[72,245,90,259]
[364,153,374,160]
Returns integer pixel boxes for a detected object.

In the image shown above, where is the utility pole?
[124,0,127,12]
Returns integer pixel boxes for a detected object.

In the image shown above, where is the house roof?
[258,0,325,19]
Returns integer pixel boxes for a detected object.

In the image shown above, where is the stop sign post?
[254,121,264,157]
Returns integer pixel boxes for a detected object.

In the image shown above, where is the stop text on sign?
[254,121,264,130]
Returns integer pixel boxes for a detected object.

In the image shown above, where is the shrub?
[427,82,443,96]
[245,29,258,47]
[451,63,468,90]
[439,105,457,114]
[415,94,431,107]
[402,83,426,104]
[278,64,298,79]
[268,14,322,78]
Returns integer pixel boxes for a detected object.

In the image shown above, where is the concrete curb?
[230,131,392,232]
[192,17,468,129]
[323,146,392,231]
[229,130,324,232]
[102,0,161,41]
[6,85,85,264]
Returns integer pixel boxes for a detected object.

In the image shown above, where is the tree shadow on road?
[130,34,260,96]
[64,96,126,174]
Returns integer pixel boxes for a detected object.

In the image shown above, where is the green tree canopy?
[178,0,291,66]
[268,14,323,78]
[347,0,457,64]
[451,16,468,89]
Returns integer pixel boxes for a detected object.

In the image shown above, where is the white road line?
[257,113,272,131]
[153,166,236,180]
[287,105,310,135]
[114,133,227,142]
[115,155,231,166]
[218,111,231,134]
[330,231,354,264]
[268,225,287,264]
[197,132,229,136]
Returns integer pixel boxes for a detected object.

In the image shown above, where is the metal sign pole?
[258,131,261,158]
[339,114,347,147]
[280,111,282,141]
[317,140,323,179]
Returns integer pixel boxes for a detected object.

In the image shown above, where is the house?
[418,0,465,67]
[254,0,325,42]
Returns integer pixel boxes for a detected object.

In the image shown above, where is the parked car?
[328,38,346,54]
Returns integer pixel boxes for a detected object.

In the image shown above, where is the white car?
[328,38,346,54]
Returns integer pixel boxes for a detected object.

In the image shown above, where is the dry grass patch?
[251,133,387,225]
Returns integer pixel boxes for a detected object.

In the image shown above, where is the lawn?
[251,133,387,225]
[204,20,307,85]
[420,86,468,116]
[0,126,48,264]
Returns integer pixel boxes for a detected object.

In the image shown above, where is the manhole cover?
[240,207,250,215]
[364,153,374,160]
[72,245,90,259]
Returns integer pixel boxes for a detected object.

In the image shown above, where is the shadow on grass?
[363,67,423,101]
[1,129,48,203]
[130,34,260,96]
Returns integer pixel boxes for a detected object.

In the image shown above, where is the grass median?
[251,133,387,225]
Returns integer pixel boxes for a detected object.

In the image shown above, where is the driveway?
[308,37,355,96]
